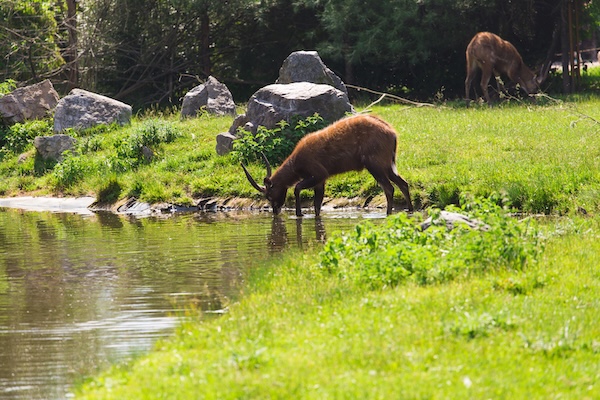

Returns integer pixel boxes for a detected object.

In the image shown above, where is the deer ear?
[264,177,273,189]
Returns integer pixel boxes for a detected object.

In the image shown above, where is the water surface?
[0,207,385,399]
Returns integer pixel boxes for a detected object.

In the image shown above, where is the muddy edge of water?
[0,195,392,215]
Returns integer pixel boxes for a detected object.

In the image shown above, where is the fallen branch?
[535,93,600,132]
[346,84,435,108]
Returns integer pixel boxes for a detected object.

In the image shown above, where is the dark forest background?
[1,0,598,110]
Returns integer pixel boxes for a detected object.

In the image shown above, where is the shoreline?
[0,195,390,216]
[0,196,97,215]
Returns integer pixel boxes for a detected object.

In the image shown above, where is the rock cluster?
[216,50,353,155]
[0,81,133,162]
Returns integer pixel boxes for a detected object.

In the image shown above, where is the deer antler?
[261,152,272,178]
[241,152,272,193]
[241,162,266,193]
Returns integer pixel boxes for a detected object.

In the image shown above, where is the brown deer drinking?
[241,114,414,217]
[465,32,546,104]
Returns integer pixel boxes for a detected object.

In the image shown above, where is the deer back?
[277,115,398,181]
[468,32,538,92]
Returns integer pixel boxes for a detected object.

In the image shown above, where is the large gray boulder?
[276,51,348,95]
[243,82,352,134]
[53,89,132,132]
[216,82,353,155]
[0,80,59,125]
[181,76,236,117]
[34,134,76,162]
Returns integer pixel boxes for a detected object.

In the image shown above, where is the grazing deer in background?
[241,114,414,217]
[465,32,547,104]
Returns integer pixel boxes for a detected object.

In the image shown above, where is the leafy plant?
[0,79,16,95]
[49,152,87,190]
[319,197,543,288]
[78,136,105,154]
[232,113,328,165]
[445,311,518,340]
[0,119,53,155]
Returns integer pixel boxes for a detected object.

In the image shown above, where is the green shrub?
[319,197,543,289]
[0,119,53,154]
[128,178,167,203]
[427,182,461,208]
[232,113,328,165]
[78,136,105,154]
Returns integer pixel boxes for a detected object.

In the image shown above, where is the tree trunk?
[200,7,211,77]
[561,0,572,93]
[65,0,79,91]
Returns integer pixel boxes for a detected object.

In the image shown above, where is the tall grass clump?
[49,152,90,190]
[113,119,182,168]
[320,197,543,288]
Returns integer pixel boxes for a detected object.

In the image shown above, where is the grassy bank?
[1,97,600,214]
[74,201,600,399]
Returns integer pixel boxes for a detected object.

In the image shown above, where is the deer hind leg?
[366,166,397,215]
[387,167,413,212]
[313,182,325,217]
[465,66,478,104]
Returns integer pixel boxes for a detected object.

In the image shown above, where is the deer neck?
[271,159,300,188]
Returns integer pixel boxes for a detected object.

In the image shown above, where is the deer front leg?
[294,176,321,217]
[313,182,325,217]
[480,67,493,104]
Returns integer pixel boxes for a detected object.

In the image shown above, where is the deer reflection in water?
[268,215,327,253]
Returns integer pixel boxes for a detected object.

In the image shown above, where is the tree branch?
[346,84,435,108]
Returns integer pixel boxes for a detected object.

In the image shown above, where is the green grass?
[74,208,600,399]
[373,98,600,213]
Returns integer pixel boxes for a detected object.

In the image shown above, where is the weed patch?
[445,310,518,339]
[0,119,53,159]
[320,198,543,288]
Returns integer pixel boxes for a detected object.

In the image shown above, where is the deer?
[241,114,414,217]
[465,32,547,104]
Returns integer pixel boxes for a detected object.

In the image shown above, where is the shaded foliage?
[0,0,594,106]
[0,0,63,83]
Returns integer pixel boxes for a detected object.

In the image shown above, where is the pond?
[0,205,386,399]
